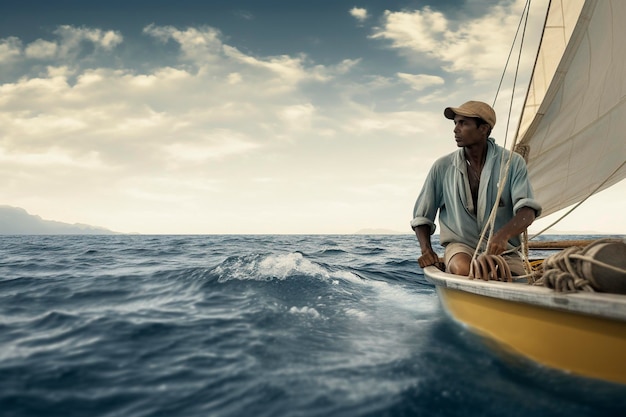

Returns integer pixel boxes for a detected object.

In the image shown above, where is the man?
[411,101,542,276]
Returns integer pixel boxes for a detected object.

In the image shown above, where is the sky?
[1,0,624,235]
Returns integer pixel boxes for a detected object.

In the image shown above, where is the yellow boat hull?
[424,266,626,385]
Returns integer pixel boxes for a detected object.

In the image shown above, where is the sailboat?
[423,0,626,385]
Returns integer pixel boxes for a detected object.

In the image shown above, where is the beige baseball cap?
[444,101,496,128]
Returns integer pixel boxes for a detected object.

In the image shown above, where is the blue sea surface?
[0,234,624,417]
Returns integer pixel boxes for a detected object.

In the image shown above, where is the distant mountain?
[0,206,117,235]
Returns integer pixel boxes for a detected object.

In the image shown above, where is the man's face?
[453,115,487,148]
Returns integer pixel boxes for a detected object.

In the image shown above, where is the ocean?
[0,234,624,417]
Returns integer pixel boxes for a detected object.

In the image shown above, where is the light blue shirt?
[411,138,542,250]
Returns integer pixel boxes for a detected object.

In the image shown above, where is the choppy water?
[0,234,624,417]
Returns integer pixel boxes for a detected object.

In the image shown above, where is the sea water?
[0,234,624,417]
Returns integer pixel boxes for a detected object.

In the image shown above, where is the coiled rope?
[469,254,513,282]
[536,245,595,292]
[534,239,626,293]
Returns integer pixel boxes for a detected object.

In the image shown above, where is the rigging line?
[513,0,553,141]
[501,2,532,151]
[471,0,533,272]
[487,0,533,239]
[529,160,626,240]
[492,0,533,107]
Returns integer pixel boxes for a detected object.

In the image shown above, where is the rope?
[469,254,513,282]
[521,229,537,283]
[534,239,626,293]
[535,246,595,292]
[469,0,533,276]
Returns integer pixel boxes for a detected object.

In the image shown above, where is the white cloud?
[164,130,261,163]
[1,25,123,64]
[0,37,21,61]
[144,24,223,61]
[25,39,58,59]
[278,103,316,130]
[142,24,360,94]
[345,109,428,136]
[7,9,617,235]
[371,7,447,52]
[223,45,328,86]
[0,23,363,188]
[0,71,71,110]
[0,23,394,233]
[54,25,123,57]
[0,147,107,169]
[397,73,444,91]
[371,1,541,80]
[335,58,361,75]
[227,72,242,84]
[350,7,369,22]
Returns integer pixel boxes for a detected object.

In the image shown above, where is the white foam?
[344,308,368,319]
[289,306,321,318]
[214,252,439,319]
[216,252,361,283]
[257,252,328,280]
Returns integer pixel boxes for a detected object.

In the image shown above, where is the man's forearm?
[414,225,433,252]
[491,206,536,250]
[414,225,441,267]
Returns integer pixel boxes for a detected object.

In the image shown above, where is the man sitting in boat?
[411,101,542,276]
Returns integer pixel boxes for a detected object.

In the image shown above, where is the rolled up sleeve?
[510,154,542,217]
[410,165,442,234]
[513,197,542,217]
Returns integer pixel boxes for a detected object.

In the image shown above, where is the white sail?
[516,0,626,217]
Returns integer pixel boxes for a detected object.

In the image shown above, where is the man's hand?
[486,234,508,255]
[418,249,440,268]
[414,224,443,269]
[488,207,536,255]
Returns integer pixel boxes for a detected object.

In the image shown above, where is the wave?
[4,235,621,417]
[209,252,358,283]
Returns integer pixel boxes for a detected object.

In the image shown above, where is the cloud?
[371,7,447,51]
[0,146,107,170]
[234,10,254,20]
[344,108,429,136]
[278,103,316,130]
[1,26,123,66]
[223,45,325,85]
[2,4,621,235]
[0,23,366,185]
[397,73,444,91]
[350,7,369,22]
[227,72,242,84]
[54,25,123,49]
[164,130,261,163]
[0,37,21,61]
[143,24,223,61]
[143,24,359,91]
[371,1,536,80]
[53,25,123,57]
[0,20,499,234]
[25,39,58,59]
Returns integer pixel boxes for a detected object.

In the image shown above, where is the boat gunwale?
[423,265,626,322]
